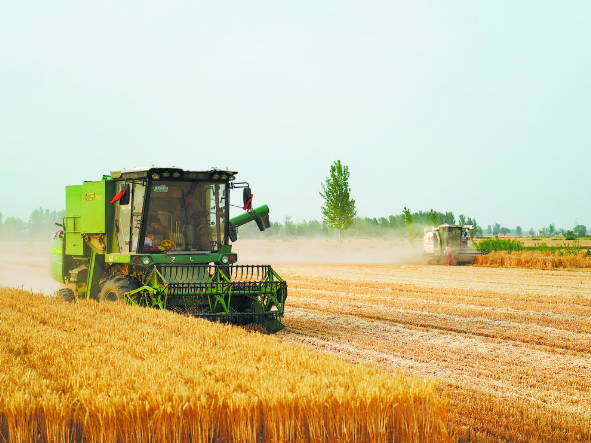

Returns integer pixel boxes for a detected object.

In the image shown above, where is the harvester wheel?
[58,288,76,302]
[99,275,139,303]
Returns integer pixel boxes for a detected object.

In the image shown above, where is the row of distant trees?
[485,223,588,238]
[0,207,587,241]
[0,205,480,241]
[238,209,483,240]
[239,217,588,240]
[0,208,65,240]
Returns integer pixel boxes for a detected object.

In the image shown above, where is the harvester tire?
[58,288,76,302]
[99,275,139,303]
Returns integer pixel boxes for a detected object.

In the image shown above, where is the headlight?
[142,257,151,265]
[162,172,170,178]
[151,173,160,180]
[221,255,230,264]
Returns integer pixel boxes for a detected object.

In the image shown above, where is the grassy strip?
[475,237,590,255]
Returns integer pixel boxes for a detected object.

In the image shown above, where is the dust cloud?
[0,238,427,295]
[0,241,60,295]
[235,238,428,265]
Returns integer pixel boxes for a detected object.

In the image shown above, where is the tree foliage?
[443,211,455,225]
[492,223,501,236]
[574,225,587,238]
[402,207,413,226]
[320,160,357,244]
[239,209,484,240]
[428,209,438,227]
[563,230,576,240]
[0,207,65,240]
[402,207,417,240]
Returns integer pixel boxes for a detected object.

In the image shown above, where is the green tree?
[443,211,455,225]
[428,209,438,227]
[307,220,322,237]
[492,223,501,236]
[1,217,25,239]
[402,206,417,240]
[574,225,587,237]
[528,228,535,236]
[458,214,466,225]
[284,216,295,237]
[563,230,576,240]
[548,224,556,236]
[388,214,404,230]
[472,219,482,236]
[487,225,492,235]
[515,226,522,236]
[28,207,65,239]
[499,227,510,236]
[320,160,357,244]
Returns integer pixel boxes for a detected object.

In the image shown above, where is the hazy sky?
[1,1,589,231]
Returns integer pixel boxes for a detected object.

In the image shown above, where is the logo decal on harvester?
[154,185,168,193]
[84,193,104,201]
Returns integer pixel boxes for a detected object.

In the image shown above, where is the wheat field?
[0,286,450,443]
[274,262,591,443]
[474,250,591,269]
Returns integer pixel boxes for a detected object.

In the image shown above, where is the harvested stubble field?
[271,259,591,443]
[0,286,450,443]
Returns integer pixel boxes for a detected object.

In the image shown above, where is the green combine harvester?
[49,167,287,332]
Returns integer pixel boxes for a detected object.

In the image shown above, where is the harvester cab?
[49,167,287,332]
[424,224,481,265]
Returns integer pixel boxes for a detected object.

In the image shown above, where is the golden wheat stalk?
[0,287,450,443]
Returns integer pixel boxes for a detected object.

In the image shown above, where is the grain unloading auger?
[49,167,287,333]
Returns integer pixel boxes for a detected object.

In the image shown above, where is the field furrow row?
[275,263,591,443]
[288,295,591,353]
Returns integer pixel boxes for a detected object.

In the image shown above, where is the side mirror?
[243,187,252,210]
[119,184,130,205]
